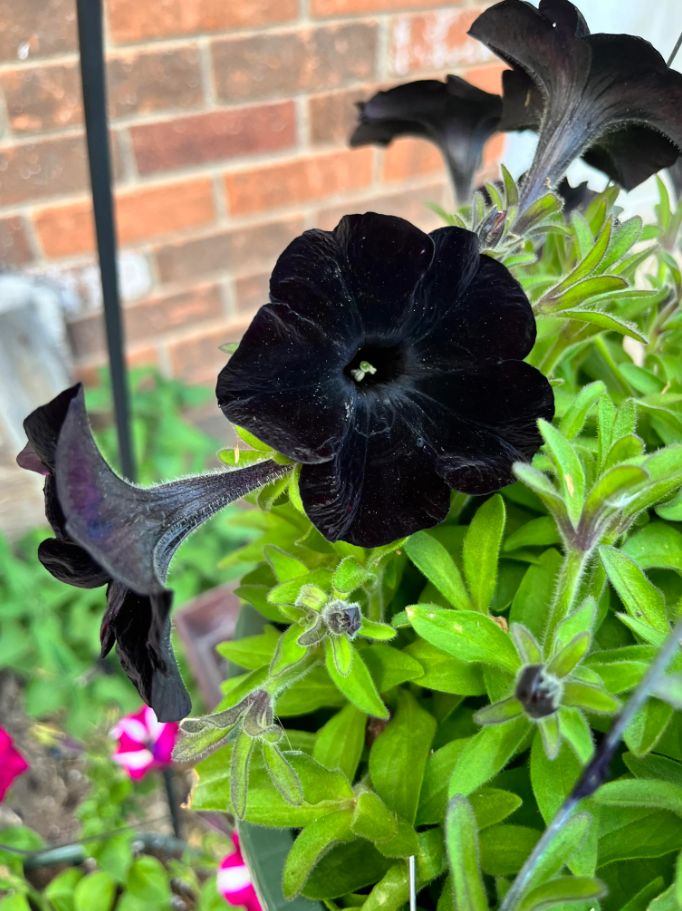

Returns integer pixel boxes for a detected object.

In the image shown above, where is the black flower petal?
[219,212,554,546]
[350,76,502,200]
[18,385,290,720]
[470,0,682,204]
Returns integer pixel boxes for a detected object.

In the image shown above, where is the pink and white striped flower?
[217,833,262,911]
[0,727,29,801]
[110,705,178,781]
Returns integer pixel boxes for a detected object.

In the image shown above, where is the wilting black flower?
[515,664,562,718]
[17,385,289,721]
[350,76,502,201]
[217,213,554,547]
[469,0,682,206]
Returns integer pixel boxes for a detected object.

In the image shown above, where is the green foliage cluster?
[0,370,252,736]
[0,742,225,911]
[180,179,682,910]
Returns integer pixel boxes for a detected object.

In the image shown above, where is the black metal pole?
[75,0,136,481]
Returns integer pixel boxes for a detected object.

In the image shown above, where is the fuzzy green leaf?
[404,531,472,610]
[282,809,354,899]
[448,718,528,798]
[600,546,669,635]
[369,690,436,824]
[463,494,506,612]
[325,644,388,719]
[518,875,606,911]
[313,704,366,781]
[261,743,304,805]
[446,797,489,911]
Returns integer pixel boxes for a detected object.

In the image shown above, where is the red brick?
[0,216,34,266]
[0,134,124,206]
[155,216,305,285]
[107,0,298,43]
[1,49,204,135]
[212,25,377,103]
[315,181,448,234]
[234,273,270,315]
[74,344,159,385]
[389,9,492,76]
[224,149,374,216]
[34,178,216,258]
[68,284,224,357]
[313,0,458,14]
[309,85,377,146]
[0,0,76,63]
[0,135,88,206]
[109,47,204,119]
[382,138,445,183]
[168,321,251,385]
[131,102,295,175]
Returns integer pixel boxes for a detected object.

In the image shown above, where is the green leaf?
[362,829,446,911]
[333,556,373,594]
[522,812,593,894]
[599,546,669,635]
[518,875,606,910]
[623,698,673,756]
[512,464,566,521]
[539,420,585,528]
[557,307,648,343]
[230,731,256,818]
[622,522,682,574]
[559,381,606,438]
[510,549,563,639]
[551,274,628,310]
[261,742,304,805]
[44,868,83,910]
[583,465,649,517]
[351,790,419,858]
[325,644,388,718]
[417,738,471,825]
[313,704,366,781]
[404,531,472,609]
[359,618,397,641]
[562,680,620,714]
[594,778,682,816]
[404,638,485,695]
[547,632,590,677]
[264,545,309,582]
[406,605,520,674]
[558,706,594,764]
[369,690,436,824]
[470,787,523,830]
[270,624,308,677]
[361,643,424,691]
[448,718,528,798]
[216,625,281,670]
[622,445,682,518]
[503,516,561,552]
[446,796,489,911]
[326,635,354,677]
[463,495,506,612]
[282,809,354,899]
[479,824,540,875]
[125,857,171,905]
[598,808,682,865]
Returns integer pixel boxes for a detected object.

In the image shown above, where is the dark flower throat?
[346,343,406,388]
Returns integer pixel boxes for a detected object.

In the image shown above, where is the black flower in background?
[17,386,289,721]
[350,76,502,202]
[469,0,682,206]
[217,213,554,548]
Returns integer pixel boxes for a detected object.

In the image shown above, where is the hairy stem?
[500,615,682,911]
[543,546,591,647]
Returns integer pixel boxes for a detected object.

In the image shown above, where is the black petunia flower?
[350,76,502,202]
[469,0,682,207]
[17,385,290,721]
[217,212,554,548]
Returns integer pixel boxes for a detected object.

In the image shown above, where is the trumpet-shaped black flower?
[469,0,682,206]
[217,213,554,547]
[350,76,502,201]
[17,385,289,721]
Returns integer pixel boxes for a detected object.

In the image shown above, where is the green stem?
[543,546,591,647]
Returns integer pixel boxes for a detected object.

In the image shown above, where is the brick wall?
[0,0,504,387]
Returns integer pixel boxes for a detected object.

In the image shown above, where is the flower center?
[346,344,405,387]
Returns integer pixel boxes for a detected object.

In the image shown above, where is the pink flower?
[110,705,178,780]
[217,833,262,911]
[0,727,29,801]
